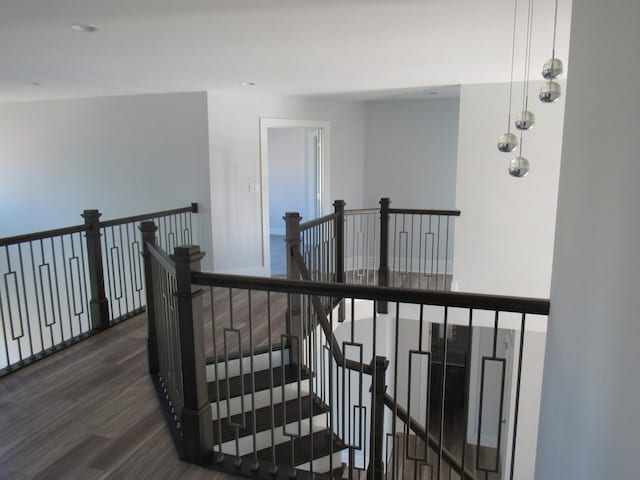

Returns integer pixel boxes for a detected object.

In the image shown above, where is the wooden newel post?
[333,200,346,322]
[284,212,302,364]
[173,244,213,463]
[377,198,391,314]
[82,209,110,330]
[333,200,346,283]
[139,221,159,375]
[367,356,389,480]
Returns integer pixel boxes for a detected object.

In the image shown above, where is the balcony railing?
[0,203,198,375]
[139,199,548,480]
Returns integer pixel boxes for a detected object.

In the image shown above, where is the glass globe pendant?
[497,132,518,152]
[509,156,530,177]
[515,110,535,130]
[542,57,563,79]
[539,81,562,103]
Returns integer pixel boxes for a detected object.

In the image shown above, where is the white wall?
[453,81,565,480]
[363,97,459,209]
[208,92,365,274]
[453,81,565,298]
[268,127,316,235]
[536,1,640,478]
[0,92,213,268]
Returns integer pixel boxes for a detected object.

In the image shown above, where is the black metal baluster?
[77,231,91,333]
[224,288,244,468]
[210,286,224,463]
[37,240,51,349]
[28,241,45,355]
[47,238,63,346]
[267,291,278,474]
[248,290,259,471]
[0,248,12,367]
[125,222,136,313]
[4,246,23,363]
[444,217,450,290]
[435,217,441,290]
[392,302,400,480]
[509,314,527,480]
[306,295,314,476]
[60,235,74,340]
[437,306,449,480]
[118,224,130,317]
[460,310,473,479]
[15,245,33,360]
[329,302,334,475]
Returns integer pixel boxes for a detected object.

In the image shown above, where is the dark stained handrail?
[99,203,198,228]
[344,208,379,215]
[191,271,550,315]
[0,224,88,247]
[388,208,461,216]
[297,211,340,231]
[147,241,177,275]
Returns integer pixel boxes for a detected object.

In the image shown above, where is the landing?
[0,314,236,479]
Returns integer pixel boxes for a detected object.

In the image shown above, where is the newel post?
[173,244,213,463]
[333,200,346,322]
[82,209,110,330]
[367,356,389,480]
[139,221,159,375]
[333,200,346,283]
[377,198,391,314]
[284,212,302,363]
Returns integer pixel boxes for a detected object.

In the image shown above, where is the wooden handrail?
[297,212,340,231]
[0,224,88,246]
[388,208,461,216]
[99,203,198,227]
[190,271,550,315]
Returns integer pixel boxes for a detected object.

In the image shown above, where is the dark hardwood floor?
[0,313,237,480]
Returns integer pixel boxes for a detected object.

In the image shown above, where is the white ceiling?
[0,0,572,103]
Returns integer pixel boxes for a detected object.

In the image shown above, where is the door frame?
[259,117,331,275]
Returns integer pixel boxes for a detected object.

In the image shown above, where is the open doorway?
[260,118,330,277]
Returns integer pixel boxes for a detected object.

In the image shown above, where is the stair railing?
[0,203,197,376]
[291,246,474,479]
[185,268,549,479]
[141,221,212,463]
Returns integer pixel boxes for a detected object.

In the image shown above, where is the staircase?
[205,346,346,478]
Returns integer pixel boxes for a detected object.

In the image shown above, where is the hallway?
[0,314,237,480]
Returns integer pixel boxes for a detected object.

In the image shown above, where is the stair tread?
[205,343,286,365]
[248,429,345,467]
[208,364,309,402]
[213,395,328,444]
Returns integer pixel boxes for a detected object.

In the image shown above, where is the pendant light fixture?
[515,0,535,131]
[539,0,563,102]
[508,0,536,177]
[509,132,530,177]
[497,0,520,153]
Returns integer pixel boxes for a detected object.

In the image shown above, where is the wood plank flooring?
[0,313,237,480]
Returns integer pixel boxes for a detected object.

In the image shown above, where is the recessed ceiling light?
[70,23,100,33]
[240,82,256,86]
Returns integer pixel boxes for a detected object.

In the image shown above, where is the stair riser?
[206,349,290,383]
[217,412,329,457]
[296,450,345,474]
[210,379,310,420]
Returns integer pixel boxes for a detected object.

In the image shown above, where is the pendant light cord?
[522,0,535,112]
[507,0,519,132]
[551,0,559,60]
